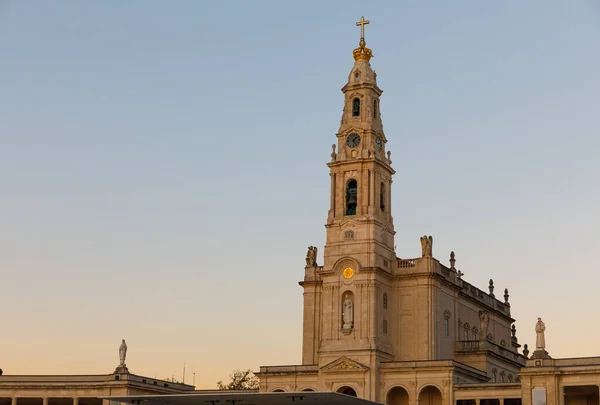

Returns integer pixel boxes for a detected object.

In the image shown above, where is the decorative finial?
[523,344,529,358]
[457,270,464,279]
[449,251,456,269]
[353,16,373,61]
[504,288,510,304]
[488,279,495,297]
[511,324,517,338]
[331,144,337,161]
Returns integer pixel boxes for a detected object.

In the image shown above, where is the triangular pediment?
[338,126,363,137]
[321,357,369,372]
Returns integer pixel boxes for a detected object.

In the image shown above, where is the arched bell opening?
[352,98,360,117]
[380,182,385,212]
[346,179,358,216]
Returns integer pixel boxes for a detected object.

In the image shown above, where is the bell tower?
[300,17,396,388]
[324,16,395,274]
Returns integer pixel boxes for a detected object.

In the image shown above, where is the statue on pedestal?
[535,318,546,350]
[119,339,127,365]
[305,246,318,267]
[420,235,433,258]
[114,339,130,374]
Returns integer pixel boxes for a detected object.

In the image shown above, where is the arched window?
[346,179,357,215]
[337,386,357,397]
[380,182,385,212]
[373,99,377,118]
[383,293,388,309]
[352,98,360,117]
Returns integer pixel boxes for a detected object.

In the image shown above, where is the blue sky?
[1,1,599,387]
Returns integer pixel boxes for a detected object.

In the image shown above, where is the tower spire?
[353,16,373,61]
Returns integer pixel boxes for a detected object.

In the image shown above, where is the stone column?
[43,398,48,405]
[558,386,565,405]
[500,399,505,405]
[475,400,480,405]
[330,173,335,215]
[11,398,17,405]
[388,179,392,217]
[369,170,375,213]
[73,398,79,405]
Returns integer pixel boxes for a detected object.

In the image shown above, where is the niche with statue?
[342,291,354,332]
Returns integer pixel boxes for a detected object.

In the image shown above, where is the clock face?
[343,267,354,279]
[375,135,383,151]
[346,133,361,148]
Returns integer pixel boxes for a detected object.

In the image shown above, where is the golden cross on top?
[356,16,370,39]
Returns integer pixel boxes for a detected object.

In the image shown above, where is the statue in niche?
[119,339,127,366]
[342,296,354,329]
[305,246,318,267]
[420,235,433,257]
[479,310,490,340]
[535,317,546,350]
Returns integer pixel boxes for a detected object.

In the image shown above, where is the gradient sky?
[1,0,599,389]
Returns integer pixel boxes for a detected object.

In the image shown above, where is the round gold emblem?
[343,267,354,279]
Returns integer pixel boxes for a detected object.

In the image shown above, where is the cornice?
[327,158,395,175]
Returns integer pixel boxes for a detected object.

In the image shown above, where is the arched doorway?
[386,386,409,405]
[337,386,357,397]
[419,385,442,405]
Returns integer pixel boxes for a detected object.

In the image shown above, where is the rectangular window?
[464,330,468,340]
[473,332,477,341]
[383,319,388,334]
[444,318,449,337]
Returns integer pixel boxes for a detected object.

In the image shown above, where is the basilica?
[254,17,600,405]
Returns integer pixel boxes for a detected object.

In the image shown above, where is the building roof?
[104,392,381,405]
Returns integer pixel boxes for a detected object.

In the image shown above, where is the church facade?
[256,18,600,405]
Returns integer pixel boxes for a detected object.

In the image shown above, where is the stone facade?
[256,20,600,405]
